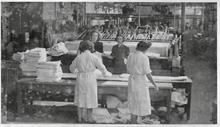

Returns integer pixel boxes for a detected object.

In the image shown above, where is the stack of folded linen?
[20,62,38,76]
[36,61,63,82]
[20,48,47,76]
[49,42,69,56]
[24,48,47,63]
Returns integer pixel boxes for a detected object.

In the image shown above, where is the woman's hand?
[146,73,159,91]
[124,58,127,64]
[104,71,112,77]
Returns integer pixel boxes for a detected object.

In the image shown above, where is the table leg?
[186,83,191,120]
[16,83,24,116]
[166,90,171,123]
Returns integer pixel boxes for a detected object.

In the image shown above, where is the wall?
[41,2,84,47]
[1,2,85,59]
[204,3,217,35]
[6,2,43,34]
[42,2,84,33]
[1,2,44,59]
[1,2,84,46]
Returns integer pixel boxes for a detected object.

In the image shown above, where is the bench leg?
[16,84,24,116]
[186,84,191,120]
[166,90,171,123]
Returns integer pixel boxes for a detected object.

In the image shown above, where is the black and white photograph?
[1,1,218,125]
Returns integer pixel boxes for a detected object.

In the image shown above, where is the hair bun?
[136,41,152,52]
[79,40,94,53]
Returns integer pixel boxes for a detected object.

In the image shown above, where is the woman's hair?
[79,40,94,53]
[115,34,125,42]
[136,41,152,52]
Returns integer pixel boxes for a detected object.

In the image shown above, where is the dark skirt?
[113,60,127,74]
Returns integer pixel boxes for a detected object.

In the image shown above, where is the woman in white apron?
[70,40,111,123]
[126,41,159,123]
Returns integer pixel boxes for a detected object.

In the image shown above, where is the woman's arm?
[143,56,159,90]
[94,56,112,76]
[146,73,159,91]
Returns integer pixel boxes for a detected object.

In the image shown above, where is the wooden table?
[20,73,192,120]
[16,76,173,122]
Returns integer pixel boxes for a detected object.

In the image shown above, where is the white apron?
[75,71,98,108]
[128,74,151,116]
[70,50,110,108]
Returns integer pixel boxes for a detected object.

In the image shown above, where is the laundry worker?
[70,40,112,123]
[126,41,159,124]
[107,34,130,74]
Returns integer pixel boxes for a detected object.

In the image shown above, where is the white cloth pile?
[116,107,131,123]
[20,48,47,76]
[92,108,114,123]
[12,52,25,62]
[20,62,38,76]
[137,116,160,124]
[106,95,122,108]
[171,88,188,107]
[24,48,47,62]
[105,95,160,124]
[105,95,132,123]
[36,61,63,82]
[49,42,68,56]
[94,69,112,77]
[91,95,161,124]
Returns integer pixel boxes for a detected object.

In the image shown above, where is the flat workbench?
[16,73,192,122]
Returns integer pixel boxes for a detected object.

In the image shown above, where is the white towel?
[36,61,63,82]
